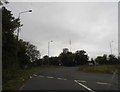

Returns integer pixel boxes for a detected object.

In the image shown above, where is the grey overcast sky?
[5,2,118,59]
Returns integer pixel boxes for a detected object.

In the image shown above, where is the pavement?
[19,67,119,91]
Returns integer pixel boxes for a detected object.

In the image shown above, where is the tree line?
[37,48,119,67]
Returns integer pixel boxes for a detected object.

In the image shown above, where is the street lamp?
[110,41,113,55]
[16,9,32,65]
[17,9,32,40]
[48,40,53,57]
[48,40,53,65]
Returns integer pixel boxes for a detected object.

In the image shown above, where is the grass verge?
[78,65,118,74]
[3,65,62,90]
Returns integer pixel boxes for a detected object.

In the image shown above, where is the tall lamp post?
[17,10,32,40]
[16,10,32,64]
[48,40,53,65]
[110,41,113,55]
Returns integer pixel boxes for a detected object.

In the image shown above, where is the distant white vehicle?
[88,61,99,66]
[59,63,61,66]
[88,63,93,66]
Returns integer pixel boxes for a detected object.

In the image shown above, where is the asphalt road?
[20,67,119,91]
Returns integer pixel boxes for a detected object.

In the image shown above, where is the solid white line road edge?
[74,80,95,92]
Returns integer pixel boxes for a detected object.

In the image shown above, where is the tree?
[108,54,119,64]
[2,6,41,87]
[95,56,103,64]
[59,48,74,66]
[3,10,40,67]
[42,55,49,65]
[17,39,30,68]
[74,50,89,65]
[49,56,59,65]
[90,58,95,65]
[95,54,119,65]
[25,42,41,62]
[2,7,20,68]
[63,48,69,54]
[95,54,108,65]
[102,54,108,64]
[2,6,21,85]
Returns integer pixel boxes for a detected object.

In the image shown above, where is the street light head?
[29,10,32,12]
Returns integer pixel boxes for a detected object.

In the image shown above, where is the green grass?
[3,65,62,90]
[78,65,117,74]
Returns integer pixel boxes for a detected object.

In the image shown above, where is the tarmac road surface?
[20,67,119,91]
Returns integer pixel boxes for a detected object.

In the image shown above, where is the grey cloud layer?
[6,2,118,58]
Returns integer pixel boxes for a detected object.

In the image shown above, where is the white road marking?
[74,80,95,92]
[57,78,67,80]
[57,78,63,80]
[76,80,86,83]
[33,74,37,76]
[19,85,24,90]
[46,76,54,79]
[96,82,110,85]
[39,75,67,80]
[30,76,32,78]
[63,78,67,80]
[39,75,44,77]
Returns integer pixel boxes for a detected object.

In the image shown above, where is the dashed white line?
[74,80,95,92]
[57,78,67,80]
[63,78,67,80]
[39,75,44,77]
[39,75,67,80]
[57,78,63,80]
[96,82,110,85]
[30,76,32,78]
[46,76,54,79]
[33,74,37,76]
